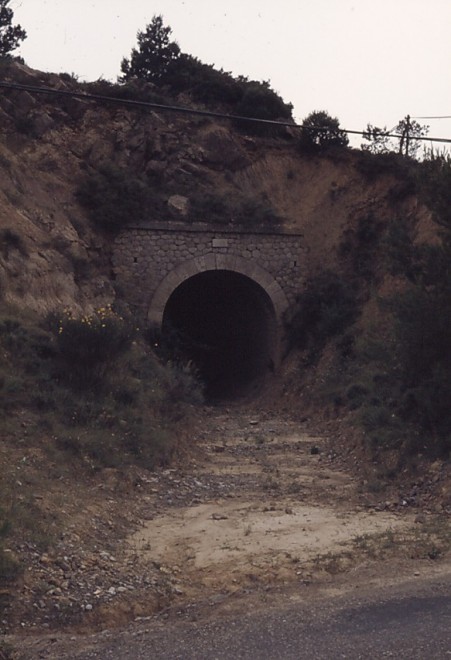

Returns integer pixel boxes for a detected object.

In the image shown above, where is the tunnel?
[161,269,277,400]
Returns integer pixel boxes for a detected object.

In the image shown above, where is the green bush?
[0,301,204,474]
[299,110,349,152]
[54,307,133,390]
[233,81,293,136]
[118,15,293,131]
[355,150,414,182]
[76,163,156,232]
[288,270,360,360]
[166,54,243,106]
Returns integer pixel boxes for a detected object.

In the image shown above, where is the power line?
[412,115,451,120]
[1,80,451,144]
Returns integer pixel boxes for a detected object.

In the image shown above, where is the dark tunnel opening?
[162,270,277,400]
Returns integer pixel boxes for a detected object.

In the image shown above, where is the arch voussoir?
[148,253,288,326]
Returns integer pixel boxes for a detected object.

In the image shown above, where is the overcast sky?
[10,0,451,149]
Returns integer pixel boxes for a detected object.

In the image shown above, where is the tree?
[119,15,180,84]
[299,110,348,151]
[0,0,26,59]
[395,115,428,158]
[361,124,390,154]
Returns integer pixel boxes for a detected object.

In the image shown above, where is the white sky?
[10,0,451,149]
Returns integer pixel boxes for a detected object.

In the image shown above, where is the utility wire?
[412,115,451,120]
[1,80,451,144]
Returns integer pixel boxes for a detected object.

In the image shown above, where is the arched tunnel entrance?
[162,270,277,400]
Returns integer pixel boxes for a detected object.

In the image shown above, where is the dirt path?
[8,408,451,658]
[127,410,411,598]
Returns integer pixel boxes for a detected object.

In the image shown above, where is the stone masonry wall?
[113,223,304,321]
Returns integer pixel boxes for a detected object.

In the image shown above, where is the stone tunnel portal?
[162,270,277,400]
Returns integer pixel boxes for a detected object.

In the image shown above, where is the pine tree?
[0,0,26,59]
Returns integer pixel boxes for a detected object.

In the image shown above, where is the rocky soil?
[5,406,450,659]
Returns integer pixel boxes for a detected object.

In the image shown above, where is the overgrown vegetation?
[359,154,451,458]
[54,306,133,390]
[77,161,282,230]
[0,302,203,590]
[287,270,360,363]
[76,163,159,232]
[119,14,293,134]
[315,152,451,462]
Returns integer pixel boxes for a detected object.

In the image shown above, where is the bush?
[299,110,349,152]
[353,286,451,458]
[118,16,293,131]
[339,213,386,281]
[166,54,243,105]
[288,270,359,360]
[76,163,155,232]
[54,306,133,390]
[233,81,293,136]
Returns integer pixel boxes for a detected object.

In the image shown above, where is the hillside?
[0,61,431,315]
[1,61,450,648]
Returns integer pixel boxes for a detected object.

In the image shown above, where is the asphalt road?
[63,574,451,660]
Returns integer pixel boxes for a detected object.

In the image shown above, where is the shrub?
[339,213,386,281]
[299,110,349,152]
[288,270,359,360]
[118,16,293,131]
[354,150,415,183]
[76,163,155,232]
[54,306,133,389]
[353,286,451,458]
[166,54,243,105]
[233,81,293,136]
